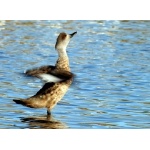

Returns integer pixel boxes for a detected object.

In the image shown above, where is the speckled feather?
[14,72,73,109]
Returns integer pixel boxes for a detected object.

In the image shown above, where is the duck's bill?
[69,31,77,38]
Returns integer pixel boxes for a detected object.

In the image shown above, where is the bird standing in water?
[13,31,77,115]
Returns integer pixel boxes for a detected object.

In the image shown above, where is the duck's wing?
[34,82,55,95]
[25,65,55,77]
[34,70,74,95]
[37,69,74,82]
[26,65,74,82]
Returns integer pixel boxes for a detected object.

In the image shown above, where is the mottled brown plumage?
[13,32,77,115]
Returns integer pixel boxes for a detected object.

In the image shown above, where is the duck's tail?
[13,98,45,108]
[13,99,27,106]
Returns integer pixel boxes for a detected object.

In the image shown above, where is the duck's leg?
[47,108,51,116]
[46,114,52,121]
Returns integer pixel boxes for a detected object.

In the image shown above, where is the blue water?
[0,20,150,128]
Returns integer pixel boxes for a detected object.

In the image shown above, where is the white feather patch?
[38,73,63,83]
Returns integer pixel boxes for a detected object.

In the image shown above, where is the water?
[0,20,150,129]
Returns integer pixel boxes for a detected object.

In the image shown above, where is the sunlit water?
[0,20,150,129]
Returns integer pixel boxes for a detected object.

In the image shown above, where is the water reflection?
[21,115,67,129]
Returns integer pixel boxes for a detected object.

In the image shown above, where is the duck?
[13,31,77,115]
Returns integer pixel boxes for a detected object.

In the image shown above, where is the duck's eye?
[61,33,67,40]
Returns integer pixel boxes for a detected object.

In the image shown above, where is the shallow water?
[0,20,150,129]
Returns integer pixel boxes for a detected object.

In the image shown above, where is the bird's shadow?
[20,114,67,129]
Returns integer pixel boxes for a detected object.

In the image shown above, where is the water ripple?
[0,20,150,128]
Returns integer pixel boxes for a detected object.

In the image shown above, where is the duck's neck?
[55,48,70,71]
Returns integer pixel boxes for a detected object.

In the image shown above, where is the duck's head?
[55,32,77,52]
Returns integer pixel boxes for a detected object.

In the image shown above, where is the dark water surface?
[0,20,150,128]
